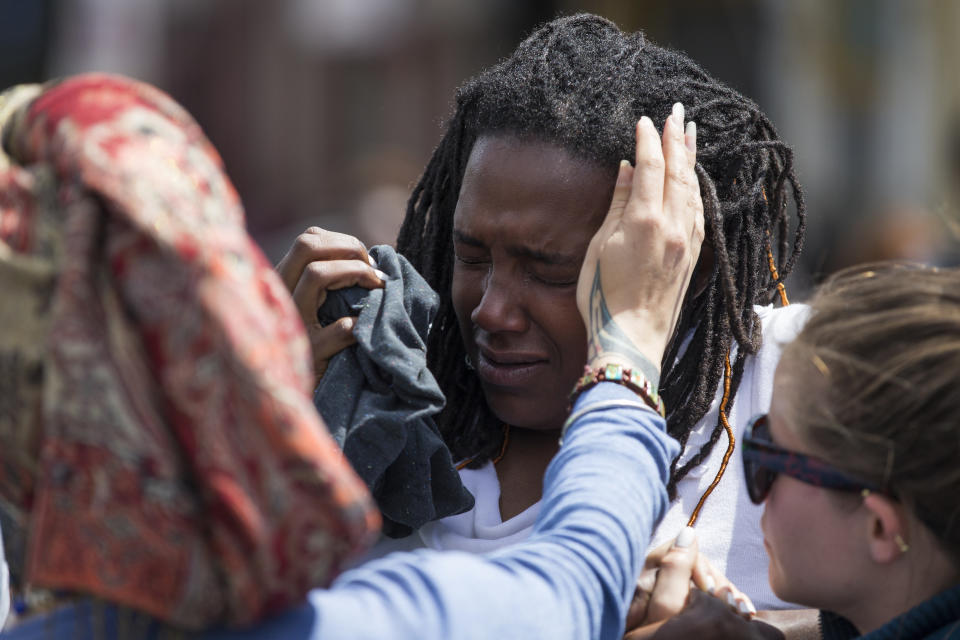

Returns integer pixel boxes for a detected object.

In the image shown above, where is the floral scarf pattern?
[0,74,379,629]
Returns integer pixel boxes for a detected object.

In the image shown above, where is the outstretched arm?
[305,384,677,640]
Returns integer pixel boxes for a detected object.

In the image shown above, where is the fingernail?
[685,121,696,153]
[373,268,389,281]
[738,600,751,615]
[704,575,716,595]
[747,600,757,615]
[726,592,737,609]
[674,526,695,549]
[617,159,631,185]
[367,254,377,268]
[638,115,653,129]
[672,102,684,125]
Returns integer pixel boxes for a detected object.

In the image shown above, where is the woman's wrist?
[586,351,661,391]
[571,359,665,418]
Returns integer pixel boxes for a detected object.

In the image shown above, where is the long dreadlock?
[397,13,805,497]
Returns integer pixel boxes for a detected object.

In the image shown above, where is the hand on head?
[276,227,386,382]
[576,103,704,382]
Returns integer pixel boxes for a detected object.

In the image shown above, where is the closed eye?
[452,229,489,266]
[530,268,578,288]
[453,242,489,266]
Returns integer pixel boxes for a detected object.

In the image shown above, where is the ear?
[862,492,909,564]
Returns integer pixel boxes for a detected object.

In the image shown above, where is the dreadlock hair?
[397,13,805,497]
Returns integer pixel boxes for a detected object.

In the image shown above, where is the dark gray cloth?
[313,245,473,538]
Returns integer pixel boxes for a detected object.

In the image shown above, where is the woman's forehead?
[769,354,824,453]
[455,135,614,234]
[464,134,611,179]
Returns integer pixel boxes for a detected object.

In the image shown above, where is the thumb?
[644,526,699,623]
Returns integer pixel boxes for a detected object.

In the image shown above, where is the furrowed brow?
[453,229,580,266]
[510,245,581,266]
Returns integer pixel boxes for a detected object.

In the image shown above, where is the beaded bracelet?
[569,363,665,418]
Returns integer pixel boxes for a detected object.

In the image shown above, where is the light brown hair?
[779,263,960,560]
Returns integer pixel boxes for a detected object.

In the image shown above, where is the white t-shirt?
[358,304,809,610]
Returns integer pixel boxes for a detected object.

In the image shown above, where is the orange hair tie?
[687,355,734,526]
[762,188,790,307]
[767,247,790,307]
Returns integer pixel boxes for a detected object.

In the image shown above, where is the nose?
[470,267,528,334]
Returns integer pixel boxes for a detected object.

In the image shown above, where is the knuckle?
[667,166,695,187]
[303,260,329,282]
[294,231,319,250]
[658,553,689,572]
[350,235,367,253]
[638,154,665,172]
[290,233,321,263]
[630,209,664,232]
[663,231,687,253]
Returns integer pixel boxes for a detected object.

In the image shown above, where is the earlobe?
[862,492,909,564]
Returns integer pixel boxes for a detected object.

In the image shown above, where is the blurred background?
[3,0,959,297]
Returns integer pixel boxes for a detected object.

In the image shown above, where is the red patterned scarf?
[0,74,379,629]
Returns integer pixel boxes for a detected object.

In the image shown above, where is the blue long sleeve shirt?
[5,384,678,640]
[208,383,678,640]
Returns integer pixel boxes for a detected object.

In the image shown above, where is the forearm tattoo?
[586,267,661,390]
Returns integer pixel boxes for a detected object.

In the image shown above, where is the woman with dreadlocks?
[279,12,810,632]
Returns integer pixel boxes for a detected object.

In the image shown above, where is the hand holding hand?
[635,590,783,640]
[625,527,756,634]
[576,103,704,386]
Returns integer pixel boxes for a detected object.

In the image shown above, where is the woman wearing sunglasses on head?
[740,262,960,639]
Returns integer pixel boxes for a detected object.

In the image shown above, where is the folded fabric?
[314,245,474,538]
[0,74,379,630]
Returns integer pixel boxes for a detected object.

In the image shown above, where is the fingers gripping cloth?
[0,74,379,630]
[314,245,475,538]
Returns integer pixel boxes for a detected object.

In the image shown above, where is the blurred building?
[2,0,959,293]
